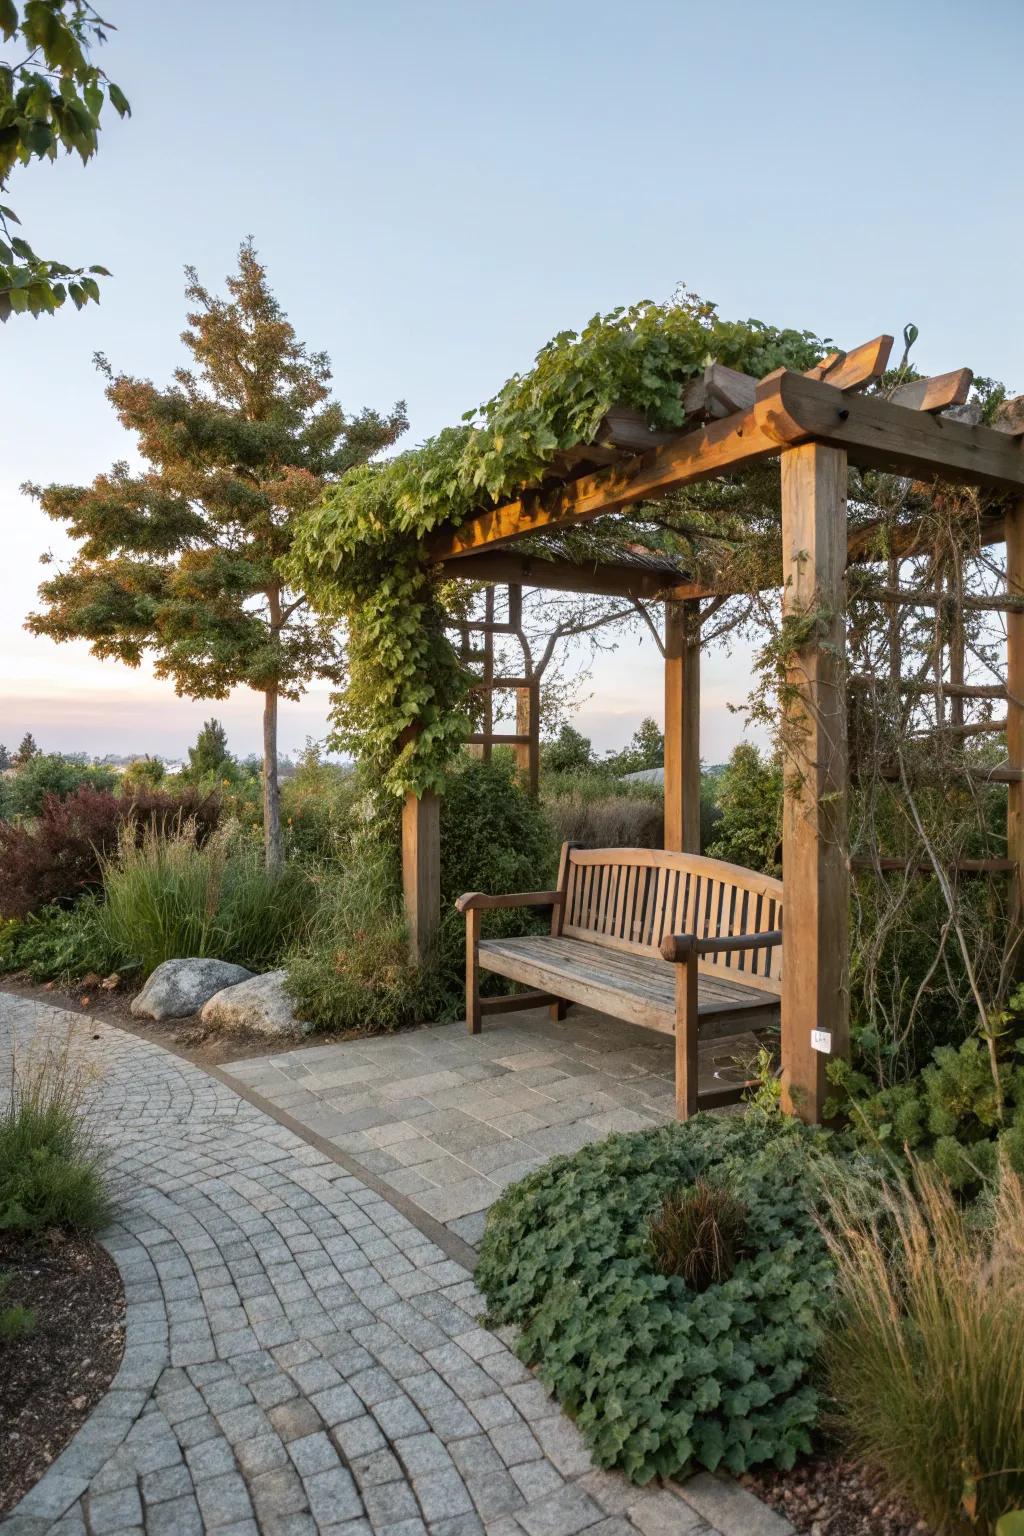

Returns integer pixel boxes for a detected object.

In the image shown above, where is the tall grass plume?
[822,1158,1024,1534]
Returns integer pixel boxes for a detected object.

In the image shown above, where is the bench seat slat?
[478,935,779,1040]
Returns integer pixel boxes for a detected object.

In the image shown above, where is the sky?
[1,0,1021,765]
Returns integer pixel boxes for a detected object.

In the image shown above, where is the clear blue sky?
[1,0,1020,761]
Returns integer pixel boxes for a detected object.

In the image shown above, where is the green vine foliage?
[475,1114,850,1484]
[288,293,827,796]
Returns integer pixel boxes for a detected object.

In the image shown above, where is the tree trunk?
[263,685,283,872]
[263,584,284,873]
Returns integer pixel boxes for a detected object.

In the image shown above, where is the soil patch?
[0,976,345,1067]
[745,1455,933,1536]
[0,1231,126,1517]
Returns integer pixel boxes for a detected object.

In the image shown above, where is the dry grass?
[544,791,663,849]
[822,1159,1024,1535]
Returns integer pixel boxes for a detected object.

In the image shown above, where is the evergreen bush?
[834,1031,1024,1195]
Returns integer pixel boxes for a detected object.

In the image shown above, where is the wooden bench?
[457,843,782,1118]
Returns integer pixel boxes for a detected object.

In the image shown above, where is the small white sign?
[811,1029,832,1055]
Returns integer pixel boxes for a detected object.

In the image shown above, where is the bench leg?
[674,952,699,1120]
[549,999,569,1023]
[466,908,482,1035]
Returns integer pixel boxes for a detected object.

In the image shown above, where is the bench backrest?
[557,845,783,995]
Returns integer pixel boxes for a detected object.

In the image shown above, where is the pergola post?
[664,598,701,852]
[402,790,441,965]
[1007,497,1024,957]
[779,443,850,1122]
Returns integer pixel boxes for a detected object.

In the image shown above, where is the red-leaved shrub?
[0,785,222,920]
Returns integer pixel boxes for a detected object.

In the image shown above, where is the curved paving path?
[0,995,789,1536]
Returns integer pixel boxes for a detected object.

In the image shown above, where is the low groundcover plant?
[476,1113,852,1484]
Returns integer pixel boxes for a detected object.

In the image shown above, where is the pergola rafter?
[410,335,1024,1122]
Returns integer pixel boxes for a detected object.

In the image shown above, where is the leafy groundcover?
[476,1114,843,1484]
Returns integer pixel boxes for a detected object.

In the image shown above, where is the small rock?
[131,958,253,1020]
[200,969,307,1038]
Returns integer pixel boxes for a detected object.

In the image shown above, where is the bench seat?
[458,844,783,1119]
[478,934,780,1039]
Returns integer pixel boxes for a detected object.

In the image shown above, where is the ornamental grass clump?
[97,823,311,977]
[477,1113,852,1484]
[822,1159,1024,1536]
[649,1178,749,1292]
[0,1024,109,1234]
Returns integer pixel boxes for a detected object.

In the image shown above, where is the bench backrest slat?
[560,845,783,995]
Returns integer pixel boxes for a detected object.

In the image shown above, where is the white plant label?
[811,1029,832,1055]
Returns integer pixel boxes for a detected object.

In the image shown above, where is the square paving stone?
[268,1398,324,1442]
[304,1466,363,1523]
[194,1471,254,1527]
[249,1467,310,1519]
[516,1485,603,1536]
[234,1433,289,1476]
[87,1487,144,1532]
[287,1431,340,1476]
[146,1494,203,1536]
[362,1479,422,1526]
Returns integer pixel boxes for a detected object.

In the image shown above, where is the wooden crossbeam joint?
[889,368,973,413]
[804,334,894,390]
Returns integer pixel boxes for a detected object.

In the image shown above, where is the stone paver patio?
[1,993,788,1536]
[221,1008,756,1245]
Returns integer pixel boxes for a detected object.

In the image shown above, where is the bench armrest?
[660,930,782,964]
[456,890,562,914]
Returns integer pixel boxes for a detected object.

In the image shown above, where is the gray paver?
[1,994,783,1536]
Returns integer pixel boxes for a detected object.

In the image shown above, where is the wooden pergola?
[401,336,1024,1121]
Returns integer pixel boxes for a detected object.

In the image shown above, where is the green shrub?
[541,725,596,775]
[0,752,117,820]
[707,743,782,875]
[476,1114,848,1483]
[96,825,311,977]
[833,1033,1024,1195]
[822,1160,1024,1535]
[286,832,440,1034]
[0,898,119,982]
[280,748,359,860]
[287,757,557,1032]
[0,1026,110,1234]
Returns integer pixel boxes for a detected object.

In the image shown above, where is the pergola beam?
[758,370,1024,493]
[427,392,799,562]
[429,370,1024,565]
[437,548,712,602]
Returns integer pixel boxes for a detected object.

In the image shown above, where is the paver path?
[1,994,790,1536]
[221,1010,755,1246]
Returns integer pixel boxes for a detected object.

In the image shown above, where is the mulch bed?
[745,1455,933,1536]
[0,1231,126,1517]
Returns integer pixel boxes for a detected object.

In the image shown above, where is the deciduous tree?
[27,241,407,867]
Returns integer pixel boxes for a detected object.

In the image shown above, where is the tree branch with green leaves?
[0,0,129,319]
